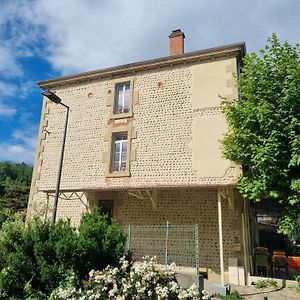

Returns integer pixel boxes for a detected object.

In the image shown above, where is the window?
[111,133,128,172]
[114,83,130,114]
[99,200,113,217]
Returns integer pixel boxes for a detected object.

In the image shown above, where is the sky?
[0,0,299,165]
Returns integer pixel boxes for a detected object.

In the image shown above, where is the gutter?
[37,42,246,90]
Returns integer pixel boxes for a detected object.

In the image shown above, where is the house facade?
[28,30,249,285]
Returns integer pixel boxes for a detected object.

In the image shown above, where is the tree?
[0,162,32,211]
[222,34,300,234]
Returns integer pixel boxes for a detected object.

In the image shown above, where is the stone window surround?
[107,76,135,119]
[104,123,137,178]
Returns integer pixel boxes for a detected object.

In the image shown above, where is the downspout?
[218,189,225,285]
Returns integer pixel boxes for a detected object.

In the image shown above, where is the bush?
[50,256,201,300]
[294,273,300,288]
[77,211,126,275]
[0,208,14,229]
[216,291,242,300]
[254,279,277,289]
[0,209,126,299]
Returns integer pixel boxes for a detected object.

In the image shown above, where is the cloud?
[0,81,17,96]
[0,103,16,117]
[0,45,23,78]
[0,127,38,164]
[23,0,300,76]
[1,0,300,77]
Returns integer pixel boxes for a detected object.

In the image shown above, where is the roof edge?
[38,42,246,89]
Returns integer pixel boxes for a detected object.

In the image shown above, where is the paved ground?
[211,284,300,299]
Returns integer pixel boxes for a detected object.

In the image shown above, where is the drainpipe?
[218,190,225,285]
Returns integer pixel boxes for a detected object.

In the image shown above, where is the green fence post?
[195,224,199,274]
[127,225,131,253]
[165,221,170,269]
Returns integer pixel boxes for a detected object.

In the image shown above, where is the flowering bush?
[50,256,205,300]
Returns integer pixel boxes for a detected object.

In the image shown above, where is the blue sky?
[0,0,299,165]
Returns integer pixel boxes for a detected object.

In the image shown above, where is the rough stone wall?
[28,56,241,217]
[114,188,243,273]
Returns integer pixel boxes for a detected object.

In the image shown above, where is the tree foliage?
[0,162,32,211]
[222,34,300,234]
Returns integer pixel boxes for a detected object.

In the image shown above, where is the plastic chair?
[272,254,288,277]
[255,247,268,255]
[288,256,300,278]
[255,254,270,277]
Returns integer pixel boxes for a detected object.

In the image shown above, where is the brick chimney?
[169,29,185,56]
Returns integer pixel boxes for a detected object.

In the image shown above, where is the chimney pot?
[169,29,185,56]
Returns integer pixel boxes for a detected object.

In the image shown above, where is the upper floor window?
[112,133,127,172]
[114,83,130,114]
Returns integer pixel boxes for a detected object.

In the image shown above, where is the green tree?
[0,162,32,211]
[222,34,300,234]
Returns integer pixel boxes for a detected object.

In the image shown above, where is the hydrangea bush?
[50,256,208,300]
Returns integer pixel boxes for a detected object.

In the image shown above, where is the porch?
[42,187,250,285]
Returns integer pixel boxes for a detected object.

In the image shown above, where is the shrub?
[294,273,300,288]
[0,209,126,299]
[254,279,277,289]
[216,290,242,300]
[77,211,126,275]
[50,256,201,300]
[0,208,14,229]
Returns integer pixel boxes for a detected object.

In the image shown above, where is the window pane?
[113,151,120,164]
[114,83,130,114]
[112,133,128,172]
[123,85,130,111]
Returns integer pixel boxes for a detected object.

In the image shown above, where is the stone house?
[28,30,249,285]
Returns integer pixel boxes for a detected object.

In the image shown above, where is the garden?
[0,209,202,299]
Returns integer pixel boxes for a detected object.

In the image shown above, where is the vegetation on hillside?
[0,161,32,211]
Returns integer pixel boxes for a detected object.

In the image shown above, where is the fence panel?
[125,223,199,271]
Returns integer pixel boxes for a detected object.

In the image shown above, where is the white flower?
[112,267,118,275]
[169,281,178,292]
[108,283,118,297]
[88,270,95,278]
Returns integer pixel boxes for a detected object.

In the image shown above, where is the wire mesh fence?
[124,223,199,272]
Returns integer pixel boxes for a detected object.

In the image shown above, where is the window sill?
[109,111,133,120]
[106,170,131,178]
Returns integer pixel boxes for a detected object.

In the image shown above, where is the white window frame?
[112,134,127,172]
[108,77,134,120]
[114,83,130,114]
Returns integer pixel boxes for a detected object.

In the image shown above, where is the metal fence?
[124,223,199,272]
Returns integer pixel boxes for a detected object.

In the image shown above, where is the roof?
[38,42,246,89]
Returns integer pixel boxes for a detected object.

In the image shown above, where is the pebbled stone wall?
[115,188,244,273]
[28,55,241,222]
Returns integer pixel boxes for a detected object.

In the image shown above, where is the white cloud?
[0,143,34,164]
[0,127,38,164]
[0,81,17,96]
[1,0,300,77]
[18,0,298,76]
[0,103,16,117]
[0,81,18,117]
[0,45,23,78]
